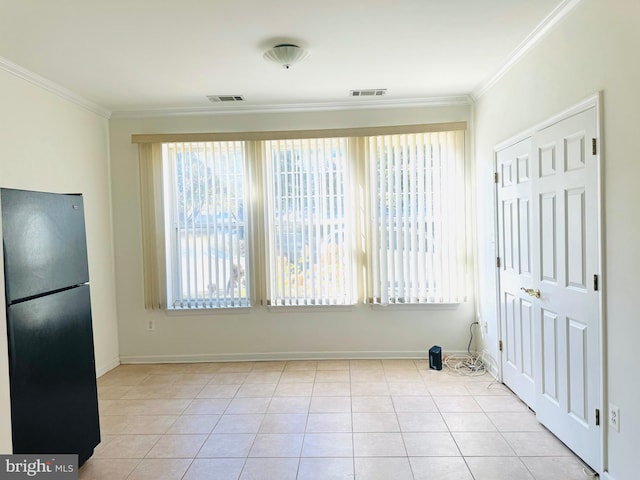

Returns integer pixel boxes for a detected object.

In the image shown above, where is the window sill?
[165,306,252,316]
[162,301,462,315]
[369,302,462,311]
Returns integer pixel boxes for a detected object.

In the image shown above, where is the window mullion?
[362,137,376,303]
[244,140,262,306]
[158,127,464,310]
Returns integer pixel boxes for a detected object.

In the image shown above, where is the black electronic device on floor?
[429,345,442,370]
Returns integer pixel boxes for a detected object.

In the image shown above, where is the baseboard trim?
[480,352,500,380]
[96,357,121,377]
[118,350,467,364]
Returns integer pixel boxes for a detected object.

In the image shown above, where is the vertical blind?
[137,123,467,310]
[163,141,249,308]
[138,143,167,309]
[263,138,354,306]
[366,131,466,304]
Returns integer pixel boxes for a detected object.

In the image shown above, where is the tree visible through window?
[163,142,248,308]
[156,128,465,310]
[264,138,353,306]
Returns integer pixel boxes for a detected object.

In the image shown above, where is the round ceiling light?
[263,44,309,70]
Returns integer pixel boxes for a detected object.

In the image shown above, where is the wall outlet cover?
[609,404,620,432]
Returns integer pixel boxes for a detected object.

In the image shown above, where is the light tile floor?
[79,359,593,479]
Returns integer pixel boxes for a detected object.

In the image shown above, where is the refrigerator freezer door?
[7,285,100,463]
[1,188,90,303]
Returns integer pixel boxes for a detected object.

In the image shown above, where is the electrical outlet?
[609,404,620,432]
[147,319,156,332]
[483,322,488,334]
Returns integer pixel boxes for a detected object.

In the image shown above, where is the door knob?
[520,287,541,298]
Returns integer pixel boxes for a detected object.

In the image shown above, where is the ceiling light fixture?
[263,44,309,70]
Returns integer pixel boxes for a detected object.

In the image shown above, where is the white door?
[496,137,536,408]
[532,106,600,471]
[497,104,601,472]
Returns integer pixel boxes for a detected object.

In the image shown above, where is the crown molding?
[471,0,584,100]
[109,95,473,119]
[0,56,111,119]
[0,1,581,120]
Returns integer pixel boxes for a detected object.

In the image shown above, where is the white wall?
[474,1,640,478]
[0,69,120,453]
[109,105,477,363]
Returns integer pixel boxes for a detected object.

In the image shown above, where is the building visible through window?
[157,128,466,310]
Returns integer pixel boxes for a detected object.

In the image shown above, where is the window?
[163,142,249,309]
[136,123,467,310]
[264,138,354,306]
[367,131,466,304]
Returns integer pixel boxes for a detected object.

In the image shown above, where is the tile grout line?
[88,360,589,480]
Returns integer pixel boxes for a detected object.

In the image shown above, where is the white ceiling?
[0,0,569,115]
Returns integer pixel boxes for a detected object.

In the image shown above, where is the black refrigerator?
[1,188,100,465]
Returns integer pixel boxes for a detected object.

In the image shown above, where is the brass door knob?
[520,287,541,299]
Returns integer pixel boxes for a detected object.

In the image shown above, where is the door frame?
[493,92,606,473]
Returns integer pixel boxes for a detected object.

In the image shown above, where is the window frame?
[134,122,468,311]
[262,137,357,307]
[162,141,251,310]
[365,130,467,305]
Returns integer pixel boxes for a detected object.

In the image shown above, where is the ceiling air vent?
[350,89,387,97]
[207,95,245,103]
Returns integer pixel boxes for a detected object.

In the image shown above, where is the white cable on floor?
[443,353,488,377]
[442,322,499,378]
